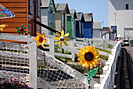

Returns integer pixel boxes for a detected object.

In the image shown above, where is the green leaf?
[16,30,19,33]
[23,27,26,29]
[87,67,99,83]
[16,27,20,29]
[21,24,24,28]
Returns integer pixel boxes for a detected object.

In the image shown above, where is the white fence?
[0,33,120,89]
[91,41,122,89]
[45,35,116,61]
[0,33,88,89]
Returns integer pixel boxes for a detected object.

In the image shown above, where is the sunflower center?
[84,52,94,61]
[39,37,43,42]
[60,36,64,41]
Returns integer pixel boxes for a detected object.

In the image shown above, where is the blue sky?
[54,0,108,27]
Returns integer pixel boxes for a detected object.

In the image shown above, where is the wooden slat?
[0,3,27,8]
[14,13,27,18]
[0,28,27,32]
[0,0,27,2]
[8,8,27,13]
[0,18,26,22]
[0,23,26,28]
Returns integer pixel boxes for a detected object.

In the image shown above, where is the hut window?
[29,0,34,14]
[37,0,41,17]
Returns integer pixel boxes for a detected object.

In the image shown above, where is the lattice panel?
[37,50,87,89]
[0,42,29,83]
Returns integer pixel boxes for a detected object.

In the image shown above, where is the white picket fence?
[44,35,116,61]
[0,33,120,89]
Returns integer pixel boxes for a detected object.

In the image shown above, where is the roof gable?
[41,0,56,11]
[83,13,93,22]
[41,0,49,7]
[69,9,77,19]
[76,12,85,22]
[55,3,70,14]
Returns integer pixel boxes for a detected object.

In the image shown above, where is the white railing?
[91,41,122,89]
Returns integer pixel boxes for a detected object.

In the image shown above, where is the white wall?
[108,0,133,39]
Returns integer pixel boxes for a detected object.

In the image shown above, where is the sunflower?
[77,45,100,69]
[0,24,8,31]
[53,30,71,47]
[33,32,48,48]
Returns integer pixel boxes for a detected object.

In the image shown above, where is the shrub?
[0,77,33,89]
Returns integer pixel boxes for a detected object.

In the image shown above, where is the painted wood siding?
[67,16,72,37]
[41,9,48,34]
[0,0,41,36]
[48,12,55,35]
[0,0,27,34]
[93,30,101,38]
[55,12,61,32]
[76,21,80,37]
[83,22,93,38]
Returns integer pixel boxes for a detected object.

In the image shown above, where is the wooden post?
[85,77,89,89]
[72,39,75,61]
[102,39,104,49]
[29,42,37,89]
[49,38,54,56]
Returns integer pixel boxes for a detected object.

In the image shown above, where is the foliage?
[55,56,72,62]
[0,77,33,89]
[99,55,109,61]
[67,63,88,73]
[96,48,111,53]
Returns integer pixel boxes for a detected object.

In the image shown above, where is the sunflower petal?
[63,41,68,46]
[36,32,41,36]
[64,33,69,37]
[61,30,64,36]
[53,37,59,40]
[33,37,37,40]
[60,41,63,47]
[64,38,71,41]
[56,32,60,37]
[55,40,60,45]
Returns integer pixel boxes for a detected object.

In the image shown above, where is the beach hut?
[55,3,70,33]
[41,0,56,35]
[83,13,93,38]
[67,9,77,37]
[76,12,85,38]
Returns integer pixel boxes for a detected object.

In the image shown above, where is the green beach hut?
[67,9,77,37]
